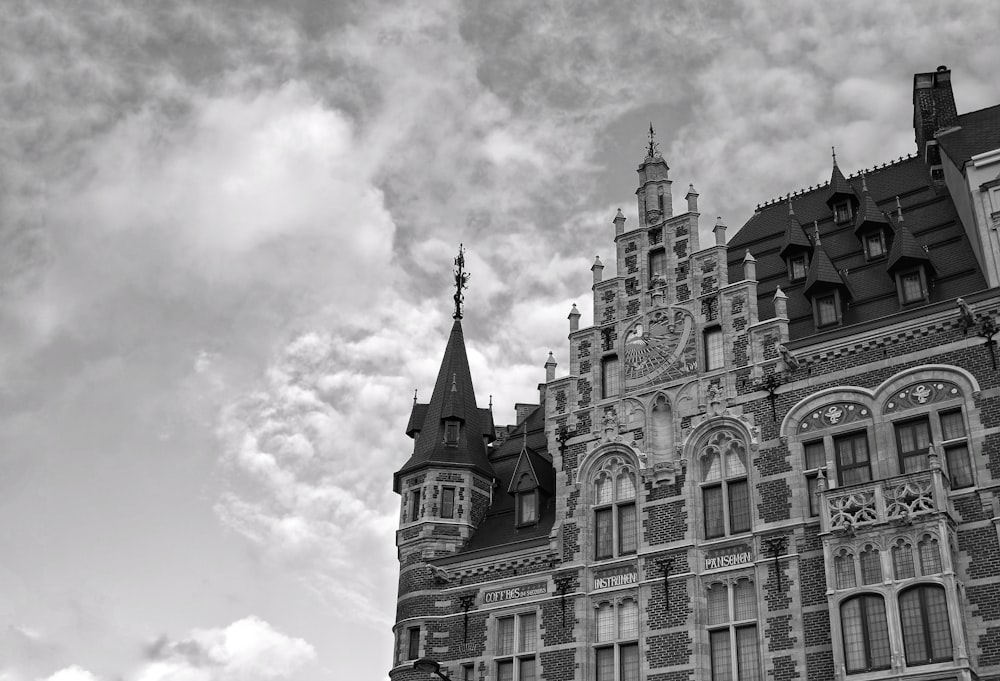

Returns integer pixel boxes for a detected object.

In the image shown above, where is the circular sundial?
[623,308,695,386]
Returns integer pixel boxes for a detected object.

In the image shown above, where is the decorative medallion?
[883,382,961,414]
[799,402,870,431]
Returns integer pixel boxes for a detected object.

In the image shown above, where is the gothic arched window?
[593,457,637,560]
[700,430,751,538]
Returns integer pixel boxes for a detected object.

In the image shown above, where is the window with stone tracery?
[593,457,637,560]
[699,430,751,539]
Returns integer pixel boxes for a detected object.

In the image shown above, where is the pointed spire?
[896,196,904,223]
[779,197,811,258]
[813,221,821,245]
[853,172,890,236]
[887,198,933,274]
[825,148,857,209]
[413,389,418,405]
[646,122,660,158]
[452,244,470,320]
[804,223,851,299]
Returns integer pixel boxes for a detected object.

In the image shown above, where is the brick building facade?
[392,67,1000,681]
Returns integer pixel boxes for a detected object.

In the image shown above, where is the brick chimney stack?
[913,65,958,162]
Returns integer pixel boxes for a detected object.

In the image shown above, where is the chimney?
[913,65,958,159]
[568,303,581,332]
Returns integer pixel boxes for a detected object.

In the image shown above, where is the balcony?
[819,464,954,535]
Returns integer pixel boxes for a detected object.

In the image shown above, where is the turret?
[636,124,672,227]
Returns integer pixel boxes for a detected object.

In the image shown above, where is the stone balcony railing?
[818,459,954,535]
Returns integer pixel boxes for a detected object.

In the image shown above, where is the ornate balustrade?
[819,464,953,534]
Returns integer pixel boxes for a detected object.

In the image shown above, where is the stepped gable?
[394,320,495,491]
[727,156,986,340]
[438,404,554,561]
[937,103,1000,169]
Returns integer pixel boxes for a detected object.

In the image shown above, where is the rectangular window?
[409,489,421,522]
[407,627,420,660]
[945,444,973,488]
[834,202,852,224]
[595,507,613,559]
[789,255,807,281]
[441,487,455,519]
[708,581,760,681]
[618,503,637,555]
[896,418,931,473]
[445,421,460,444]
[463,665,475,681]
[835,431,872,485]
[865,232,885,259]
[803,440,826,517]
[705,328,724,371]
[595,601,639,681]
[649,249,666,280]
[727,481,751,534]
[704,484,724,539]
[816,294,838,326]
[602,356,620,399]
[517,491,538,526]
[497,613,536,681]
[899,270,924,304]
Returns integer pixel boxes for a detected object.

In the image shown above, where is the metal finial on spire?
[451,373,457,392]
[861,171,868,193]
[646,122,660,158]
[787,194,793,215]
[453,243,470,320]
[413,389,418,405]
[832,146,837,165]
[895,196,904,222]
[813,220,821,244]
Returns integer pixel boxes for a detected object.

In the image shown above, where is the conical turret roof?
[804,226,852,298]
[886,199,933,274]
[825,150,857,209]
[779,199,812,257]
[853,176,892,236]
[394,320,495,491]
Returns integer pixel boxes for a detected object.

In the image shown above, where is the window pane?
[603,357,620,399]
[818,295,837,326]
[919,539,941,575]
[725,449,748,478]
[893,544,915,579]
[710,630,732,681]
[595,508,613,559]
[616,471,636,500]
[595,474,612,505]
[463,665,474,681]
[860,549,882,585]
[790,257,806,280]
[734,580,757,621]
[620,643,640,681]
[736,625,761,681]
[807,474,820,517]
[901,271,923,302]
[804,441,826,470]
[704,485,724,538]
[519,658,536,681]
[946,445,974,488]
[618,503,637,555]
[497,617,514,656]
[835,554,856,589]
[841,599,866,672]
[619,600,639,640]
[408,628,420,660]
[866,233,884,258]
[708,585,728,625]
[703,452,722,482]
[940,410,966,440]
[596,604,614,642]
[595,647,614,681]
[519,492,537,524]
[728,480,751,534]
[496,660,513,681]
[924,587,953,662]
[864,596,892,670]
[441,487,455,519]
[650,250,666,278]
[519,613,536,652]
[705,329,724,371]
[897,418,931,472]
[835,433,871,485]
[410,489,421,522]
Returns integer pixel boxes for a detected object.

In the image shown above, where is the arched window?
[899,585,952,665]
[892,540,915,580]
[835,551,856,589]
[700,430,751,538]
[593,457,637,560]
[918,536,942,575]
[840,594,891,673]
[859,546,882,585]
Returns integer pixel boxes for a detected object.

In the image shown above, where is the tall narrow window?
[940,409,973,488]
[649,249,666,284]
[496,612,537,681]
[704,327,724,371]
[918,537,941,575]
[859,547,882,585]
[595,599,639,681]
[409,489,421,522]
[707,580,760,681]
[701,430,750,538]
[445,420,460,445]
[896,417,931,473]
[835,431,871,485]
[789,255,807,281]
[898,270,925,304]
[899,585,952,665]
[517,490,538,526]
[816,294,839,326]
[593,458,637,560]
[835,552,857,590]
[864,232,886,259]
[441,487,455,519]
[602,356,620,399]
[892,541,916,580]
[803,440,826,517]
[840,595,891,673]
[463,664,475,681]
[407,626,420,660]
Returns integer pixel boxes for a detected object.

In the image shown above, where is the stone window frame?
[697,428,752,540]
[703,574,761,681]
[592,594,641,681]
[492,609,539,681]
[894,266,929,306]
[863,230,887,261]
[787,253,808,282]
[441,486,456,519]
[591,455,638,560]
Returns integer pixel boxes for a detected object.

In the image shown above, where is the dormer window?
[444,420,460,445]
[897,268,927,305]
[834,201,853,224]
[864,231,886,260]
[789,255,808,281]
[517,490,538,527]
[814,292,841,327]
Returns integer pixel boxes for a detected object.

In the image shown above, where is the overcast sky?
[1,2,998,680]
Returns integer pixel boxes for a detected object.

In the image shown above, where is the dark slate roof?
[405,403,427,437]
[438,404,554,562]
[937,104,1000,170]
[853,179,892,236]
[803,235,850,298]
[778,202,812,257]
[886,213,933,274]
[728,155,988,340]
[394,321,495,491]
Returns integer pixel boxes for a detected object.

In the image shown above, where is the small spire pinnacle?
[861,171,868,193]
[646,122,660,158]
[813,221,821,245]
[896,196,904,222]
[413,389,418,405]
[451,373,457,392]
[832,146,838,166]
[787,194,794,215]
[489,394,493,412]
[452,244,470,320]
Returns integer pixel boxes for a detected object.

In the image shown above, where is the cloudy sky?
[1,1,998,680]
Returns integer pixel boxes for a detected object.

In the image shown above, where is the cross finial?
[646,122,660,158]
[831,146,837,165]
[453,243,470,320]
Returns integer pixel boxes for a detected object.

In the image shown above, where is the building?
[391,66,1000,681]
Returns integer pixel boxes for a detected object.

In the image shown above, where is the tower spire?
[453,244,470,320]
[646,122,660,158]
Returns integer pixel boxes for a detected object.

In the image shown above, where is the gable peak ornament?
[453,243,470,320]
